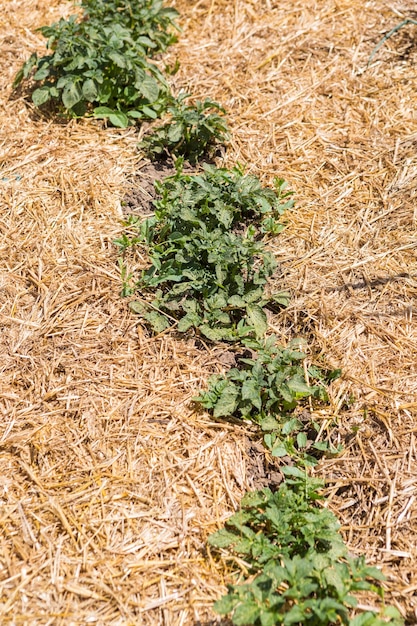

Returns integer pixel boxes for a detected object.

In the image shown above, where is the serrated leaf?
[233,601,261,626]
[246,304,267,338]
[213,594,237,616]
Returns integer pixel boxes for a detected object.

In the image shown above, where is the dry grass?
[1,0,417,623]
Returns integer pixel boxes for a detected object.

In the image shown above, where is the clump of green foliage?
[195,335,341,462]
[13,0,178,126]
[117,161,294,340]
[80,0,180,55]
[209,468,403,626]
[139,94,229,163]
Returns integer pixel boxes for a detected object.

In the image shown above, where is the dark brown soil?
[123,160,196,215]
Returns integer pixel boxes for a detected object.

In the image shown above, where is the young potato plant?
[120,162,294,340]
[195,335,341,463]
[209,467,404,626]
[139,94,230,163]
[13,17,172,127]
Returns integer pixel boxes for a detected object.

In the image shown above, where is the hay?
[1,0,417,623]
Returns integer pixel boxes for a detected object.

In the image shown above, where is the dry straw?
[1,0,417,623]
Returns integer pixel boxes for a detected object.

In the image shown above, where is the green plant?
[120,162,294,340]
[13,6,175,126]
[139,94,229,162]
[209,468,403,626]
[80,0,180,55]
[195,335,341,461]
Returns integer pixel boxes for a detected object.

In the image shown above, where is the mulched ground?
[1,0,417,623]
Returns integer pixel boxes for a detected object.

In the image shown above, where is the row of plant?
[119,160,402,626]
[15,2,404,624]
[13,0,228,163]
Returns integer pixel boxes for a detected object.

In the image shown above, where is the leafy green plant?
[139,94,229,162]
[195,335,341,461]
[80,0,180,55]
[120,162,294,340]
[13,5,175,126]
[209,468,403,626]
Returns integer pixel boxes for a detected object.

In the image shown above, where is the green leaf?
[167,122,183,143]
[296,432,307,448]
[177,312,201,332]
[82,78,98,102]
[246,304,267,338]
[144,311,170,333]
[233,601,261,625]
[199,325,234,342]
[208,528,239,549]
[228,295,246,307]
[282,418,302,436]
[62,81,82,109]
[141,105,158,119]
[127,110,143,119]
[213,594,236,616]
[93,106,115,118]
[32,87,51,107]
[241,378,262,411]
[281,466,308,479]
[108,111,129,128]
[33,65,50,81]
[213,384,239,418]
[287,376,312,395]
[271,443,288,457]
[272,291,291,307]
[139,74,160,102]
[108,51,127,68]
[129,301,148,315]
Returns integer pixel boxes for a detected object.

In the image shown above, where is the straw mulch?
[1,0,417,623]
